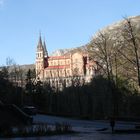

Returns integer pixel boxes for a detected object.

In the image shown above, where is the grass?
[0,122,75,138]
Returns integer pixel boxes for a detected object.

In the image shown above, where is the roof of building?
[45,65,70,70]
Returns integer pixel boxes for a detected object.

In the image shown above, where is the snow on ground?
[2,114,140,140]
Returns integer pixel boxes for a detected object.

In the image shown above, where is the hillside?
[94,15,140,39]
[50,45,88,56]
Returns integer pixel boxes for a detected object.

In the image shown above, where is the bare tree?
[88,30,123,116]
[88,31,117,82]
[118,18,140,86]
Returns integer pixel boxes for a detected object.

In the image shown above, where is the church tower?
[36,35,45,80]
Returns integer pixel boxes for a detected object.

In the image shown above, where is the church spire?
[43,40,48,57]
[37,33,43,50]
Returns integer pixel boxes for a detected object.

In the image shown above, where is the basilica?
[35,36,98,89]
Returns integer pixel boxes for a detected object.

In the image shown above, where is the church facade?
[35,36,97,89]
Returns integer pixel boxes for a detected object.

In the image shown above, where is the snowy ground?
[2,114,140,140]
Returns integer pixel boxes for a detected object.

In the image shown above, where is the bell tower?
[36,35,45,80]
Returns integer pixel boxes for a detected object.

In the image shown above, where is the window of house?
[61,61,63,65]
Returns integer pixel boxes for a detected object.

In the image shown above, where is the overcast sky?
[0,0,140,65]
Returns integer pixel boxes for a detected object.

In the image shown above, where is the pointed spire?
[39,34,42,45]
[37,33,43,50]
[43,40,48,57]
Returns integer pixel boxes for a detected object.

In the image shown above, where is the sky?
[0,0,140,66]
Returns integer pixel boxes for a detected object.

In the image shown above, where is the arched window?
[73,68,79,76]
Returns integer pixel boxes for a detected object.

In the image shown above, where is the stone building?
[35,36,97,89]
